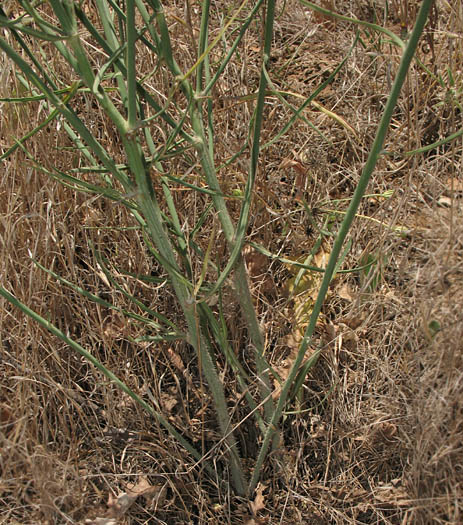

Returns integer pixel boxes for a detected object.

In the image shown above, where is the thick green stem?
[123,132,247,494]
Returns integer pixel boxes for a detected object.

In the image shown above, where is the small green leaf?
[428,320,441,338]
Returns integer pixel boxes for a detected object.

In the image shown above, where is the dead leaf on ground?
[338,282,354,301]
[126,476,167,510]
[249,482,267,515]
[126,476,160,499]
[86,477,163,523]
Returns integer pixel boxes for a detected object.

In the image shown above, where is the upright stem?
[125,0,138,129]
[243,0,277,423]
[123,3,246,494]
[188,0,279,424]
[248,0,434,495]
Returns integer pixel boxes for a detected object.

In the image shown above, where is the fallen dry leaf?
[92,476,162,522]
[126,476,159,499]
[279,156,306,176]
[249,483,267,515]
[338,282,354,301]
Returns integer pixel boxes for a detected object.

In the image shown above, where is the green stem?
[123,134,247,495]
[243,0,277,425]
[126,0,138,128]
[248,0,435,496]
[0,287,209,472]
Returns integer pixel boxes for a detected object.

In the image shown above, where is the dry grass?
[1,1,463,523]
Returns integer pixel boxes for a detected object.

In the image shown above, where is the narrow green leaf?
[0,286,208,472]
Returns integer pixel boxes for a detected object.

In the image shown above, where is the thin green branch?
[249,0,435,496]
[0,286,209,472]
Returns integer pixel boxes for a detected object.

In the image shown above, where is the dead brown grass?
[1,1,463,523]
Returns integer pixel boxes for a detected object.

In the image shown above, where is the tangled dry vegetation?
[1,1,462,523]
